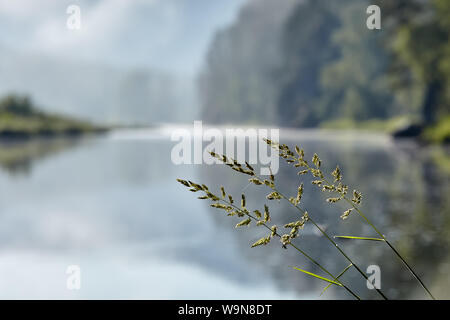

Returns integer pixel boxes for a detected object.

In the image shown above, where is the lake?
[0,127,448,299]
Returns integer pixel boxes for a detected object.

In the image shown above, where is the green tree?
[378,0,450,124]
[317,0,395,122]
[275,0,340,127]
[0,94,34,116]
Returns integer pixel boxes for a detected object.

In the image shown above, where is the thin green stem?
[299,152,433,300]
[341,196,436,300]
[312,166,436,300]
[262,142,432,299]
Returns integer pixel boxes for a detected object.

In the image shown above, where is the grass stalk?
[252,172,388,300]
[268,138,434,300]
[218,196,361,300]
[341,196,436,300]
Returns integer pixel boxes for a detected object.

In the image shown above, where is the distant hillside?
[0,95,106,138]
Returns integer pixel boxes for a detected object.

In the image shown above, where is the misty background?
[0,0,448,300]
[0,0,246,124]
[1,0,448,134]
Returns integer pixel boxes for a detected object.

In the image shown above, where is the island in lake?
[0,94,107,139]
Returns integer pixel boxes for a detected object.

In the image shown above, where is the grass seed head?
[264,205,271,222]
[352,190,362,204]
[326,197,341,203]
[271,225,277,237]
[332,166,342,182]
[241,194,246,208]
[236,217,252,228]
[251,236,271,248]
[280,234,291,248]
[249,178,263,185]
[220,186,226,198]
[341,208,353,220]
[312,153,321,168]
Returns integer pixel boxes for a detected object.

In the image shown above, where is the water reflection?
[199,130,450,299]
[0,129,448,299]
[0,138,81,175]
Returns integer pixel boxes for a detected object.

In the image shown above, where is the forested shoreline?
[199,0,449,143]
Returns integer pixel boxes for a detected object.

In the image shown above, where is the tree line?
[199,0,449,133]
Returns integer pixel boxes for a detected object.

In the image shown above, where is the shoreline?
[0,127,109,141]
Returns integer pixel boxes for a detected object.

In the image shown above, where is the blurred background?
[0,0,448,299]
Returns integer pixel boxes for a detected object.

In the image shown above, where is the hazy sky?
[0,0,247,75]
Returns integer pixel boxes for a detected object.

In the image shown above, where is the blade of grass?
[334,235,385,242]
[290,266,342,286]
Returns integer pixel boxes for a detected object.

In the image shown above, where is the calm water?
[0,128,448,299]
